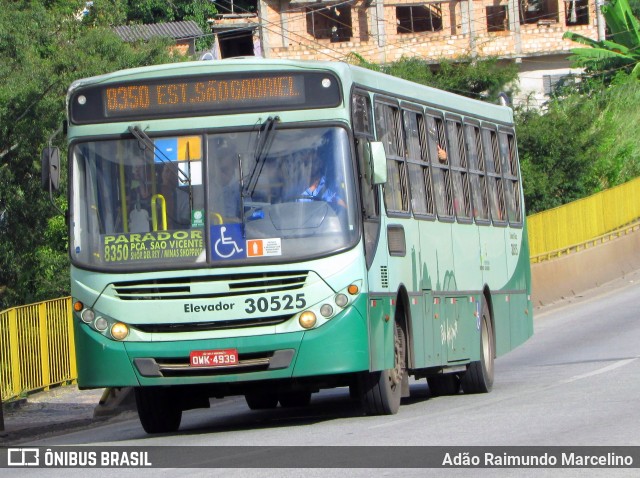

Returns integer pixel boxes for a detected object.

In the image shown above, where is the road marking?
[564,357,638,384]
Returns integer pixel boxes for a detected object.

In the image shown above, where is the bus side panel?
[491,292,512,357]
[368,295,393,372]
[408,292,427,368]
[507,229,534,349]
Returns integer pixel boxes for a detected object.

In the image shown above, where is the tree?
[516,76,640,214]
[347,54,519,103]
[0,1,182,309]
[563,0,640,79]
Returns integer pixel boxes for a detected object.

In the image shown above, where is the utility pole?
[596,0,607,41]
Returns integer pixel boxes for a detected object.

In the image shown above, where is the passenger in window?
[428,123,448,163]
[437,144,448,163]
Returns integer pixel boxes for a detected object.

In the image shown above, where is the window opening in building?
[214,0,257,14]
[519,0,559,24]
[486,5,508,32]
[217,29,256,58]
[396,5,443,34]
[307,5,353,42]
[565,0,589,25]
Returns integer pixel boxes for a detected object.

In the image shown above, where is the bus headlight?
[320,304,333,317]
[111,322,129,340]
[299,311,317,329]
[81,309,95,324]
[335,294,348,308]
[94,317,109,331]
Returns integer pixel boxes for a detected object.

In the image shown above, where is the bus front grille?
[111,271,308,301]
[133,315,291,333]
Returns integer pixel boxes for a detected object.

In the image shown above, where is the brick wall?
[210,0,599,64]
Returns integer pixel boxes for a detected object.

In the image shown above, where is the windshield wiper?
[243,116,279,199]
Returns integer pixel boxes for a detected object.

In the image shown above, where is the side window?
[375,101,409,214]
[465,124,490,222]
[352,93,372,136]
[447,118,471,221]
[426,115,453,219]
[352,92,378,220]
[404,110,434,217]
[499,131,522,225]
[482,128,506,223]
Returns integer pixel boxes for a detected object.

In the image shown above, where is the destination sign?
[70,71,341,124]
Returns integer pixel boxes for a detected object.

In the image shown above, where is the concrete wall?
[531,227,640,307]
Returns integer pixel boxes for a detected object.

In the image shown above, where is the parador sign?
[101,230,204,263]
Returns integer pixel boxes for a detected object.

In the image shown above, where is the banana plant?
[562,0,640,78]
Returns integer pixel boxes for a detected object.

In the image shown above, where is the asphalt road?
[10,272,640,476]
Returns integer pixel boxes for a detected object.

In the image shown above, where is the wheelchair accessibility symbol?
[211,224,246,260]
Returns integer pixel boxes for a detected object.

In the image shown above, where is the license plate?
[189,349,238,367]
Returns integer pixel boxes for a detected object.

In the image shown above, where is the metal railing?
[528,176,640,262]
[2,177,640,401]
[1,297,76,402]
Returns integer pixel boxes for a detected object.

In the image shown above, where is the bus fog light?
[299,311,317,329]
[335,294,348,307]
[320,304,333,317]
[81,309,95,323]
[94,317,108,331]
[111,322,129,340]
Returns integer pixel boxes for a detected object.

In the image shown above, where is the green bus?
[43,58,533,433]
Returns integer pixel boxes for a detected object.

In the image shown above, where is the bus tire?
[427,374,460,396]
[461,300,494,394]
[361,320,405,415]
[279,391,312,408]
[245,392,279,410]
[134,387,182,434]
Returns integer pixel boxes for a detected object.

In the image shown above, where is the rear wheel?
[135,387,182,434]
[245,392,279,410]
[361,320,406,415]
[461,299,495,393]
[279,391,312,408]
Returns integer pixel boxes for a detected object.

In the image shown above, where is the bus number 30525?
[244,294,306,314]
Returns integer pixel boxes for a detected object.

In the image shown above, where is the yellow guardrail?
[528,176,640,262]
[0,297,76,402]
[2,177,640,402]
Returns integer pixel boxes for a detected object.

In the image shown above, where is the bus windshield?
[70,126,359,269]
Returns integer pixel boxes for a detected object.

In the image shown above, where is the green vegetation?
[348,53,519,103]
[563,0,640,80]
[0,1,185,309]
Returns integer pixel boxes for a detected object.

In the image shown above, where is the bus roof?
[69,58,514,125]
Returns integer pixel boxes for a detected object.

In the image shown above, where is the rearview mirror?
[41,147,60,192]
[369,141,387,185]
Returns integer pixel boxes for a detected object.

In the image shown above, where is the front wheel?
[134,387,182,434]
[461,300,495,394]
[361,320,406,415]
